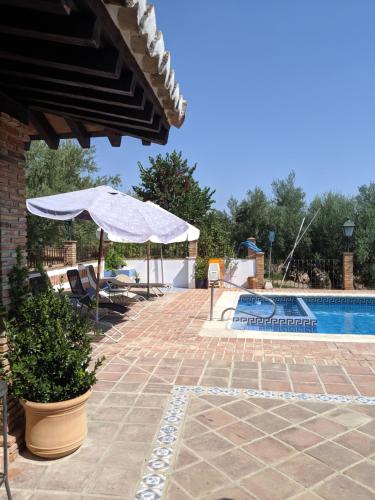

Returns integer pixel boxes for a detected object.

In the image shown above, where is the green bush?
[2,288,103,403]
[194,257,209,280]
[105,244,126,271]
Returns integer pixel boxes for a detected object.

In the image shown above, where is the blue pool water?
[232,295,375,335]
[304,298,375,335]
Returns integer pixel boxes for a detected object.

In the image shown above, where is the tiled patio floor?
[92,289,375,368]
[5,289,375,499]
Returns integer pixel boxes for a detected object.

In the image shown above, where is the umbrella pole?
[96,229,104,322]
[160,244,164,284]
[147,241,150,298]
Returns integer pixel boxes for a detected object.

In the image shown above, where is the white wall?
[223,259,256,288]
[120,257,256,289]
[122,258,192,288]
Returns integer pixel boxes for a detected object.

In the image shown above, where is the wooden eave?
[0,0,173,148]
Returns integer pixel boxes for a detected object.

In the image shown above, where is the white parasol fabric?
[27,186,189,244]
[27,186,190,321]
[144,201,200,243]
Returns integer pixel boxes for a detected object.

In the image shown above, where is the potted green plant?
[2,288,103,459]
[134,271,140,284]
[195,257,209,289]
[104,244,126,277]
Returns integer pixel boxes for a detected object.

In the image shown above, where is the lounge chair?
[67,269,130,342]
[110,274,171,297]
[86,265,146,304]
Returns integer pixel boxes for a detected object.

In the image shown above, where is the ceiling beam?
[0,6,101,47]
[0,0,75,16]
[31,123,169,145]
[29,110,60,149]
[0,34,122,78]
[0,60,136,96]
[13,92,155,123]
[0,77,145,109]
[27,103,163,133]
[65,118,90,148]
[107,132,122,147]
[86,0,169,125]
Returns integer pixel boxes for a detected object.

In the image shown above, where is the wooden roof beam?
[0,77,145,109]
[27,103,163,133]
[0,6,101,47]
[0,34,122,78]
[0,1,75,16]
[107,132,122,147]
[14,93,155,123]
[65,118,90,148]
[0,60,136,96]
[29,110,60,149]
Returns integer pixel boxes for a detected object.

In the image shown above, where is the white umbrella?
[27,186,189,317]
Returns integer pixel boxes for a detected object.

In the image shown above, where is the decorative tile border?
[134,384,375,499]
[233,295,317,333]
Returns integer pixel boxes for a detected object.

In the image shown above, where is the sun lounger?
[86,265,146,304]
[110,274,171,297]
[67,269,130,342]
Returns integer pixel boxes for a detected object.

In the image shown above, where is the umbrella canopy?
[144,201,200,243]
[101,200,200,285]
[27,186,189,318]
[27,186,189,244]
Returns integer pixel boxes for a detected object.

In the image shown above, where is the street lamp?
[342,219,355,251]
[268,230,276,278]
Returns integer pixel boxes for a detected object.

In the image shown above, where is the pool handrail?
[209,279,277,321]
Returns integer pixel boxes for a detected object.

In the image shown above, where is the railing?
[123,242,188,259]
[209,279,276,321]
[27,246,65,269]
[76,244,98,263]
[272,259,342,289]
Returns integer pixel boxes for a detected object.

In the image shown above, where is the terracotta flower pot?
[21,389,91,459]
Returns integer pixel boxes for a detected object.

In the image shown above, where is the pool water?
[232,295,375,335]
[305,298,375,335]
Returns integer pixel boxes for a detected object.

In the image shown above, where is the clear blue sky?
[93,0,375,210]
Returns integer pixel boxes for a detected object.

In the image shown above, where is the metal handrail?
[209,278,276,321]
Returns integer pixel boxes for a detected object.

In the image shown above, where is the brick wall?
[246,237,265,289]
[0,112,30,461]
[343,252,354,290]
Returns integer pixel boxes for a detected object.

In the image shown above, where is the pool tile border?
[134,384,375,499]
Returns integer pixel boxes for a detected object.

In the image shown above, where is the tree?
[198,210,235,258]
[353,183,375,286]
[308,192,354,259]
[26,141,121,252]
[229,187,271,253]
[269,171,308,260]
[133,151,215,226]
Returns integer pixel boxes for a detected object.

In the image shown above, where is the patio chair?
[110,273,171,297]
[86,265,146,304]
[67,269,130,342]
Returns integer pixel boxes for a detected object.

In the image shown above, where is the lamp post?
[268,230,276,279]
[342,219,355,252]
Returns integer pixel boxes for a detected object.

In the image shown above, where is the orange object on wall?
[208,258,223,287]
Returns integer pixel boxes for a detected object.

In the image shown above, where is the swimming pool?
[232,295,375,335]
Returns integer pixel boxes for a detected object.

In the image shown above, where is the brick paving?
[5,289,375,499]
[166,392,375,500]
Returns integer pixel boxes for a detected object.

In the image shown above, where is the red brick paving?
[91,289,375,397]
